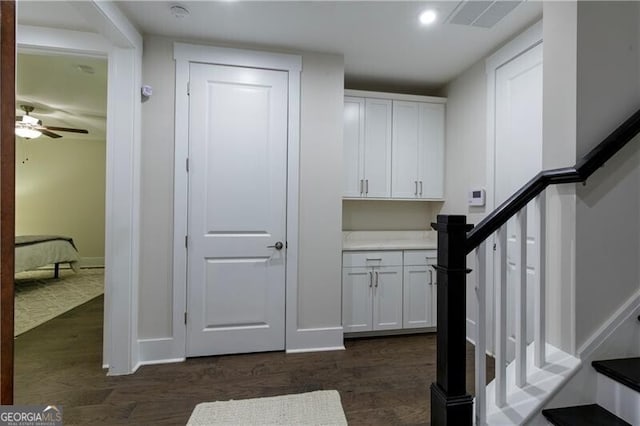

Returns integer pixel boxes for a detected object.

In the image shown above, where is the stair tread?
[542,404,630,426]
[592,357,640,393]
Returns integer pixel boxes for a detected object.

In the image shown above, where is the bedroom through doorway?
[13,50,107,368]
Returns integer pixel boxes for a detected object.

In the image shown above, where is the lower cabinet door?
[342,267,373,332]
[403,265,434,328]
[372,266,403,331]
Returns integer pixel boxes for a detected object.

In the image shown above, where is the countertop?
[342,230,437,251]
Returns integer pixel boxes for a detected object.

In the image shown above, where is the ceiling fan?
[15,105,89,139]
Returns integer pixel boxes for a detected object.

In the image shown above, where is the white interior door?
[186,62,288,357]
[494,43,543,360]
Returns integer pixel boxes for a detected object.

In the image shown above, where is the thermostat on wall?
[468,188,486,206]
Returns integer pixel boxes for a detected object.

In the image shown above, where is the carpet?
[14,268,104,336]
[187,390,348,426]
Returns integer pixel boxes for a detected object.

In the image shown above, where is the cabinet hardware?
[365,179,369,194]
[420,181,423,196]
[429,270,433,285]
[366,258,382,261]
[375,271,379,287]
[414,181,418,196]
[369,271,373,288]
[360,179,363,194]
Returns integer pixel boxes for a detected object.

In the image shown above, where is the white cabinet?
[343,90,445,200]
[403,250,438,329]
[342,251,403,332]
[392,101,445,199]
[343,97,392,198]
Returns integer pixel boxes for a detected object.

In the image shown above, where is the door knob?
[268,241,284,250]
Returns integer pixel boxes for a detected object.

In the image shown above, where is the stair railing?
[430,108,640,426]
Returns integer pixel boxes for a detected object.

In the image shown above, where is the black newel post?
[430,215,473,426]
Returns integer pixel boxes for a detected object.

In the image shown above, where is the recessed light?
[170,5,190,18]
[419,9,438,26]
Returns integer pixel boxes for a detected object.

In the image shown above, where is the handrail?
[465,107,640,254]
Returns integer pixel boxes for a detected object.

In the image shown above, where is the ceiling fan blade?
[43,126,89,134]
[39,129,62,138]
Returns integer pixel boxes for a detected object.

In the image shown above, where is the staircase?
[429,108,640,426]
[542,318,640,425]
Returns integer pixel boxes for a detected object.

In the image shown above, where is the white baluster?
[535,192,547,367]
[515,208,527,387]
[495,226,507,407]
[475,242,487,426]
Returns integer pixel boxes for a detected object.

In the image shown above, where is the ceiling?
[16,52,107,141]
[15,1,542,122]
[117,1,542,91]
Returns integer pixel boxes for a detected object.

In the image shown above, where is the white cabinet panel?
[342,250,402,268]
[392,100,445,199]
[342,267,373,333]
[372,266,403,330]
[363,99,392,198]
[403,266,432,328]
[343,97,365,197]
[342,97,392,198]
[418,103,445,199]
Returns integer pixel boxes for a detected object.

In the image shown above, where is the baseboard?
[81,257,105,268]
[285,326,344,353]
[578,287,640,358]
[138,337,185,366]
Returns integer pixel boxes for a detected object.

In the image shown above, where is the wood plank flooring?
[15,296,494,425]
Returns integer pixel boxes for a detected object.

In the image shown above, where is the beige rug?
[14,268,104,336]
[187,390,348,426]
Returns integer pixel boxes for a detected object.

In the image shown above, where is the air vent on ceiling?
[447,1,523,29]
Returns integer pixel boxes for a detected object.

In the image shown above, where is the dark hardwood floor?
[15,296,494,425]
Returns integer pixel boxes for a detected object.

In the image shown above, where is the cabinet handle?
[375,271,379,288]
[429,270,433,285]
[365,179,369,194]
[366,258,382,261]
[369,271,373,288]
[414,181,418,196]
[360,179,363,194]
[420,181,423,196]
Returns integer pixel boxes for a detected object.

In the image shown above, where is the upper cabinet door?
[392,101,420,198]
[418,102,445,199]
[363,98,392,198]
[343,97,365,197]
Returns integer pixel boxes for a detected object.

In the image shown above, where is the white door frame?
[17,2,142,375]
[482,20,542,354]
[172,43,301,358]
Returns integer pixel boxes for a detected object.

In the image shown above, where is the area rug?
[14,268,104,336]
[187,390,348,426]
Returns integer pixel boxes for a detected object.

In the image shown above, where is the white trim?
[138,337,186,366]
[577,286,640,358]
[483,20,543,355]
[16,2,142,376]
[172,43,302,360]
[285,327,345,353]
[344,89,446,104]
[80,257,105,268]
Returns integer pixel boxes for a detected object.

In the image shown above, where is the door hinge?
[186,157,189,172]
[185,235,188,248]
[184,312,188,324]
[187,81,190,96]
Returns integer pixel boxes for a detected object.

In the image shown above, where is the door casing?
[173,43,301,359]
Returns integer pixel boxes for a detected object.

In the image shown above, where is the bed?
[15,235,80,278]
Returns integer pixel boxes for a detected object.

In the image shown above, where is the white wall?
[342,200,441,231]
[574,1,640,349]
[138,36,344,342]
[15,137,106,261]
[542,1,578,352]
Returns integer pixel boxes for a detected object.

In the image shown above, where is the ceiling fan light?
[15,122,42,139]
[21,115,40,125]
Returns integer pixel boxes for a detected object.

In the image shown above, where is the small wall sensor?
[468,188,486,207]
[141,85,153,97]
